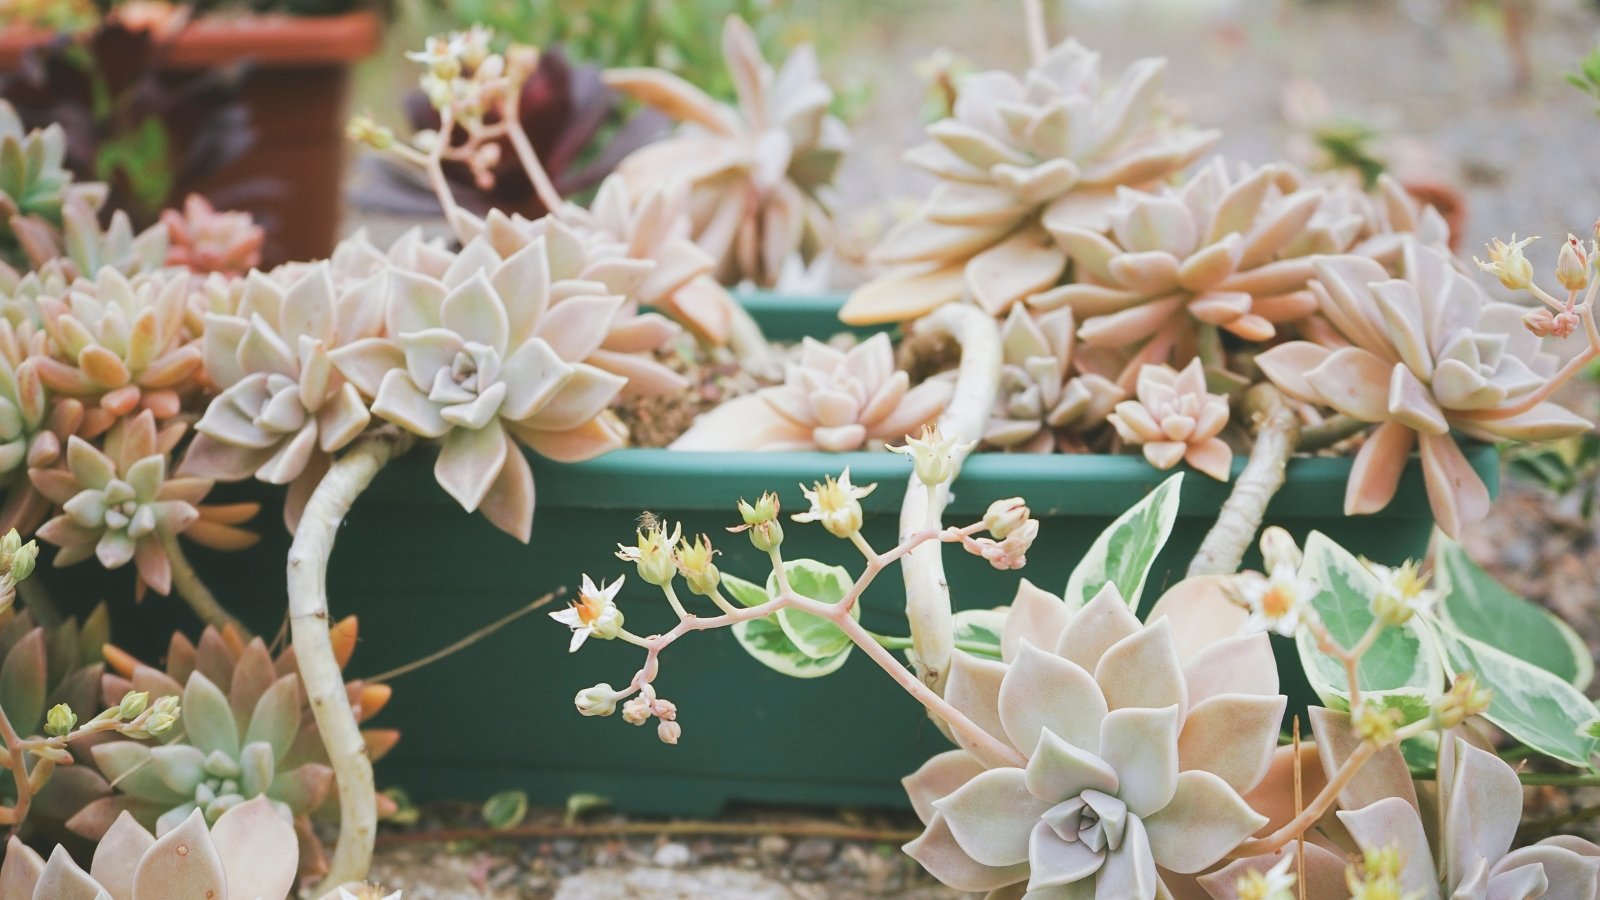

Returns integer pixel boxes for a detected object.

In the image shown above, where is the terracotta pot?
[0,12,382,265]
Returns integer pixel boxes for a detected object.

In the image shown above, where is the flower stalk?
[1188,384,1302,577]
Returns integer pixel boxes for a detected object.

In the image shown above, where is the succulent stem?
[1022,0,1050,64]
[159,531,248,636]
[1299,414,1367,451]
[1188,384,1301,578]
[901,306,1002,692]
[0,702,31,837]
[287,431,405,893]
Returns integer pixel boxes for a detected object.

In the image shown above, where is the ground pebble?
[653,842,693,868]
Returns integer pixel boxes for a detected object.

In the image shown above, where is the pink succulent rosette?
[1107,359,1232,481]
[1257,239,1592,537]
[162,194,265,279]
[903,579,1284,899]
[671,332,952,451]
[986,305,1124,453]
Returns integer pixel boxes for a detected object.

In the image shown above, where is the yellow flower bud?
[1558,234,1590,292]
[675,534,721,597]
[118,691,149,720]
[574,683,618,717]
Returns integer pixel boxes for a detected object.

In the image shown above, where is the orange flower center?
[1260,584,1293,619]
[572,593,605,626]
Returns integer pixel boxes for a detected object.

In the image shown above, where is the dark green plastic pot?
[34,293,1500,817]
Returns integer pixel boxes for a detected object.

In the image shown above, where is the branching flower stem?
[611,521,1022,769]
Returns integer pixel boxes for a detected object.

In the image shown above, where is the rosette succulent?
[904,582,1285,897]
[1202,710,1600,899]
[76,666,332,865]
[987,305,1123,452]
[330,234,639,541]
[180,262,381,529]
[842,38,1218,325]
[2,801,299,900]
[671,332,952,451]
[1257,239,1592,536]
[29,266,202,429]
[1107,359,1233,481]
[1041,160,1328,375]
[10,191,168,282]
[161,194,265,279]
[0,99,99,270]
[607,16,847,287]
[30,412,256,594]
[544,174,739,346]
[0,315,86,535]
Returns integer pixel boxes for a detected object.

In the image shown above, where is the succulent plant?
[986,305,1123,452]
[7,191,169,284]
[1200,709,1600,899]
[27,266,202,430]
[841,38,1218,325]
[1039,160,1328,379]
[84,619,395,877]
[607,15,848,288]
[0,603,113,837]
[1106,359,1233,481]
[180,262,380,529]
[462,204,700,391]
[671,332,952,451]
[1257,239,1592,536]
[30,412,258,595]
[162,194,265,279]
[903,582,1284,897]
[3,800,298,899]
[538,174,740,346]
[329,232,660,540]
[0,99,103,271]
[0,314,88,536]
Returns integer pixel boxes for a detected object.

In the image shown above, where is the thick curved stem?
[160,531,248,635]
[1022,0,1050,64]
[1188,384,1301,578]
[288,434,400,893]
[901,306,1002,692]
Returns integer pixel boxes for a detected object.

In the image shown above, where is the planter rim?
[363,442,1500,520]
[0,10,383,70]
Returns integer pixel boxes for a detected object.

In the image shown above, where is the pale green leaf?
[482,790,528,830]
[1435,535,1592,690]
[1063,472,1182,612]
[1436,627,1598,768]
[951,608,1006,661]
[766,559,858,660]
[1294,532,1444,706]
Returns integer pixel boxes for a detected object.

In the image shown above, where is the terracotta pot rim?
[0,9,383,70]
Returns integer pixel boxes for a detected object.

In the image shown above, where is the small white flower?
[792,469,876,538]
[549,574,626,651]
[1236,562,1318,637]
[1234,854,1295,900]
[1366,560,1437,627]
[888,425,973,487]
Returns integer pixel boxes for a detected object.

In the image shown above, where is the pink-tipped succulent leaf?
[162,194,265,279]
[987,305,1124,452]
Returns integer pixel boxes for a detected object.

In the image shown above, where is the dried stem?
[366,589,563,684]
[1299,414,1367,452]
[159,531,248,636]
[902,306,1002,692]
[1188,384,1301,577]
[288,431,406,892]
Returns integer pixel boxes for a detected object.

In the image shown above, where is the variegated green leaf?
[1063,472,1182,612]
[951,608,1006,661]
[723,570,854,679]
[766,559,858,660]
[1436,627,1599,768]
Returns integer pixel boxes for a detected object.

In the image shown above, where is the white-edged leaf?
[1435,535,1592,690]
[724,567,854,678]
[1294,532,1444,706]
[1435,626,1599,768]
[766,559,859,660]
[1063,472,1183,612]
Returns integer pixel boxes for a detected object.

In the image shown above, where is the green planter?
[32,293,1499,817]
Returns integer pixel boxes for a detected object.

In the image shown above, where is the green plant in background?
[1568,45,1600,115]
[434,0,792,104]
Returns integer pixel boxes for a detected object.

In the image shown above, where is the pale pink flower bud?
[621,697,652,726]
[1557,234,1590,292]
[657,720,682,745]
[652,699,678,722]
[983,498,1030,540]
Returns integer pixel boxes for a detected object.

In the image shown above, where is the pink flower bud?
[657,720,682,745]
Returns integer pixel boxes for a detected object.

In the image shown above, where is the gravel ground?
[353,1,1600,896]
